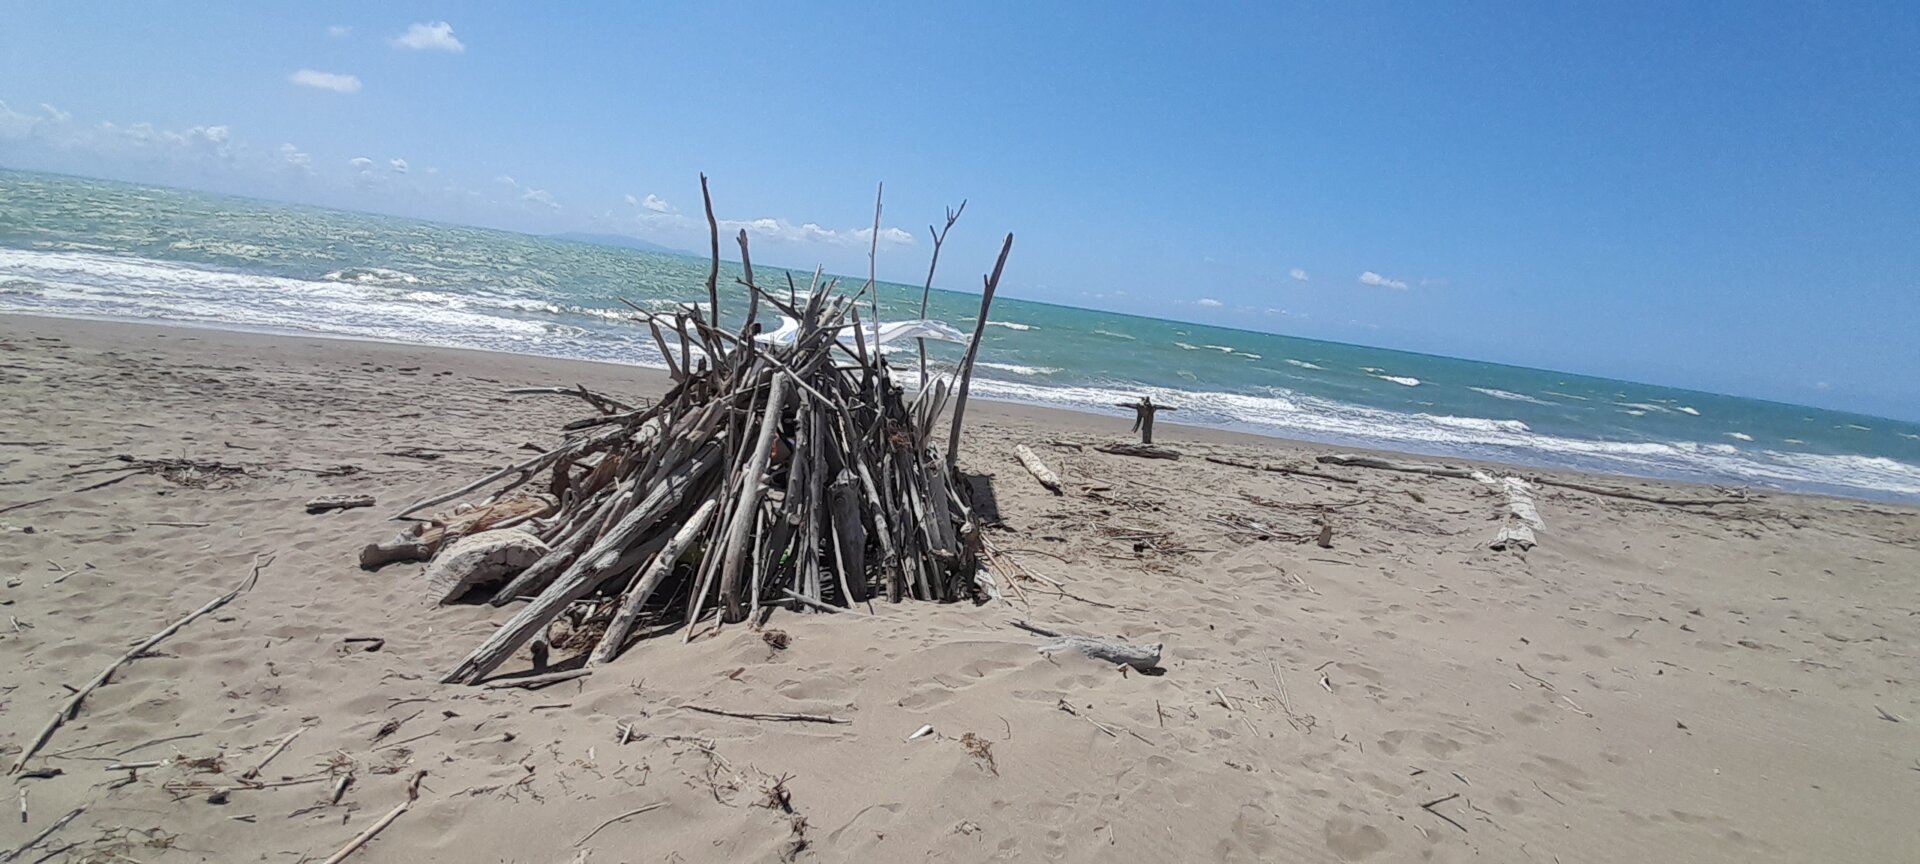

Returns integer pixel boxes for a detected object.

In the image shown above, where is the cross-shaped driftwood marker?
[1117,396,1177,444]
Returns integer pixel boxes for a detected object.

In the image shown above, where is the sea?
[4,169,1918,502]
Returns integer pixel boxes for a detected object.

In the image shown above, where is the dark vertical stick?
[946,233,1014,474]
[700,174,721,335]
[917,200,967,384]
[736,229,760,344]
[865,183,884,341]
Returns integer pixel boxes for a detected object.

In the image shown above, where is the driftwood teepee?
[381,178,1011,685]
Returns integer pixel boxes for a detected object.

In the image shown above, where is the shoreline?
[3,311,1904,506]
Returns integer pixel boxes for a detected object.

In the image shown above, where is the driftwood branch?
[947,232,1014,473]
[10,556,269,774]
[1014,444,1063,495]
[320,771,424,864]
[917,199,967,382]
[1012,620,1163,671]
[680,705,851,725]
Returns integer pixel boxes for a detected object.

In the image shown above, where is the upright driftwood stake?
[947,232,1014,473]
[918,200,967,383]
[700,173,722,335]
[717,373,790,623]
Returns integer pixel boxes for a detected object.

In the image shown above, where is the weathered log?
[420,529,549,605]
[1314,453,1474,479]
[1095,443,1179,460]
[307,494,375,514]
[1012,621,1162,672]
[1013,444,1063,495]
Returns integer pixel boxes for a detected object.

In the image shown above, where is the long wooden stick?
[10,556,269,774]
[680,705,850,724]
[700,173,721,335]
[717,373,789,623]
[947,233,1014,473]
[2,805,84,863]
[240,726,304,780]
[917,200,966,384]
[320,771,424,864]
[588,498,718,665]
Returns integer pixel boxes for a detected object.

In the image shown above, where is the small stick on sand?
[3,804,83,863]
[319,770,424,864]
[574,801,670,848]
[241,727,305,780]
[680,705,850,725]
[480,668,592,690]
[9,555,269,774]
[1419,793,1468,833]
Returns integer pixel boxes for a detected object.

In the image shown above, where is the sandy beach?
[3,313,1917,863]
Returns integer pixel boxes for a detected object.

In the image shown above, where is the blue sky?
[2,3,1917,418]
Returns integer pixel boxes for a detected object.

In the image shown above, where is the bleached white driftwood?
[1013,445,1062,495]
[1012,621,1162,672]
[1474,471,1543,551]
[306,494,375,514]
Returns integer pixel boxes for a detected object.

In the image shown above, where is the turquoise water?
[4,169,1918,501]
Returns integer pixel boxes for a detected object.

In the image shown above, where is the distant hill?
[550,232,695,257]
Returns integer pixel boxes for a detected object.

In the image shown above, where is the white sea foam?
[1174,341,1199,350]
[1727,432,1754,442]
[1205,344,1235,353]
[986,320,1034,331]
[1616,402,1670,413]
[1233,352,1261,360]
[1542,391,1590,401]
[1902,433,1920,442]
[1677,406,1701,416]
[1285,359,1324,370]
[322,266,422,286]
[977,361,1061,376]
[1621,409,1647,416]
[1471,386,1554,405]
[1373,374,1421,387]
[1092,329,1136,340]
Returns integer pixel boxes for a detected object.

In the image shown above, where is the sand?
[3,313,1917,863]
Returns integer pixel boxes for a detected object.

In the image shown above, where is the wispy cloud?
[1289,268,1309,282]
[641,193,674,213]
[1195,297,1223,308]
[326,25,351,38]
[1359,270,1409,290]
[348,156,373,170]
[290,69,361,93]
[279,143,312,169]
[389,158,409,174]
[522,188,559,209]
[393,22,465,53]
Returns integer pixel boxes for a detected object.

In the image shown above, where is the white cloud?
[393,21,465,53]
[1359,271,1409,290]
[327,25,351,38]
[348,156,373,169]
[641,193,674,213]
[522,189,559,209]
[1289,268,1309,282]
[389,158,409,174]
[714,217,914,248]
[1195,298,1223,308]
[495,174,518,188]
[279,143,311,168]
[624,194,639,207]
[290,69,362,93]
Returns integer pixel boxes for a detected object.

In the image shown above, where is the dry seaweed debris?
[376,180,1016,684]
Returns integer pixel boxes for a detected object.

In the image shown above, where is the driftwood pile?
[376,182,1015,685]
